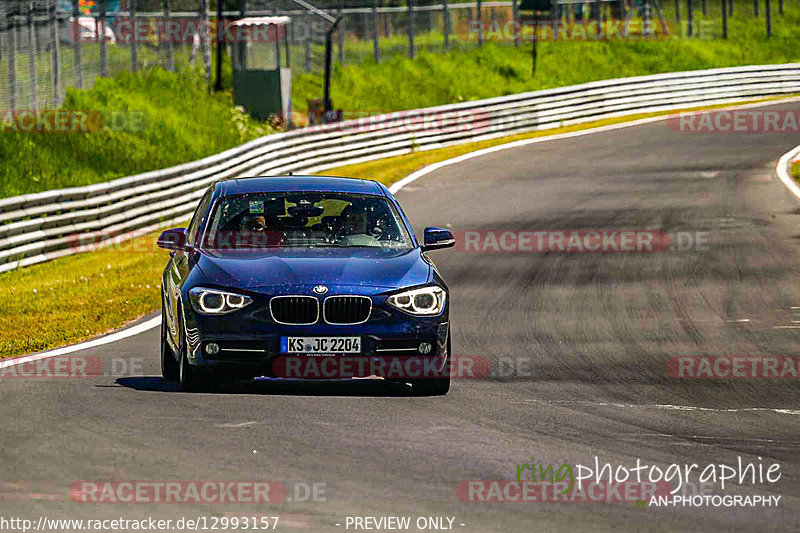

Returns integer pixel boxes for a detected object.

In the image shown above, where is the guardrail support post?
[338,0,345,64]
[373,0,381,62]
[72,1,83,88]
[51,0,62,106]
[305,15,312,71]
[100,0,108,77]
[131,0,138,73]
[477,0,483,45]
[324,16,341,113]
[444,0,452,50]
[9,19,17,110]
[28,2,38,110]
[164,0,174,72]
[407,0,415,58]
[721,0,728,38]
[686,0,693,37]
[765,0,771,34]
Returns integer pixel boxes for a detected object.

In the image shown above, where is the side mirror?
[421,227,455,252]
[157,228,190,252]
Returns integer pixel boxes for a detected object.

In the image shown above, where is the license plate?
[280,336,361,354]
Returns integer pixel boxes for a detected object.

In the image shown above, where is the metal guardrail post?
[372,0,380,62]
[164,0,174,72]
[477,0,483,45]
[305,15,312,71]
[444,0,451,50]
[407,0,415,59]
[73,0,83,88]
[9,20,17,110]
[338,0,345,64]
[687,0,693,37]
[28,2,38,110]
[51,0,62,106]
[721,0,728,38]
[131,0,138,73]
[512,0,519,47]
[766,0,772,35]
[100,0,108,77]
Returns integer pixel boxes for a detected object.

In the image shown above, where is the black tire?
[177,313,206,392]
[410,334,451,396]
[161,303,179,381]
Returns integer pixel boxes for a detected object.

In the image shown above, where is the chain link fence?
[0,0,524,112]
[0,0,789,112]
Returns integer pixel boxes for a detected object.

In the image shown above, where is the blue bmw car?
[156,176,455,395]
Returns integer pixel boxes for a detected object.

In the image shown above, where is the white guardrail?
[1,63,799,273]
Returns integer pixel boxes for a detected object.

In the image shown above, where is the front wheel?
[177,313,206,392]
[161,303,179,381]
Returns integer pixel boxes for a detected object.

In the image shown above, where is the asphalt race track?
[2,101,800,532]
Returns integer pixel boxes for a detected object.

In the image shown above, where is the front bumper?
[182,302,450,379]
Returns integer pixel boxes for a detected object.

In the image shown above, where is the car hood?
[195,247,431,293]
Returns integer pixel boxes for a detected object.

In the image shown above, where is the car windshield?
[202,192,414,250]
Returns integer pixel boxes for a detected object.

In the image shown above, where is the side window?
[187,189,213,247]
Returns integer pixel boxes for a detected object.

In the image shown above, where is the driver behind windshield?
[205,193,412,250]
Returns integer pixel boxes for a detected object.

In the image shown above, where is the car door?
[165,188,214,347]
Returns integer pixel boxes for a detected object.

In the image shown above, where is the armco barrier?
[1,63,800,273]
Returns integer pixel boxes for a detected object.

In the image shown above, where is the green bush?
[0,67,273,198]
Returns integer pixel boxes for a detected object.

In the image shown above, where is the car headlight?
[189,287,253,315]
[387,286,446,316]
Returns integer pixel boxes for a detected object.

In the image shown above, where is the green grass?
[0,67,273,198]
[0,227,171,357]
[292,6,800,113]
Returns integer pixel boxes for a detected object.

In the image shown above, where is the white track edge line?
[0,316,161,370]
[5,96,800,367]
[776,144,800,201]
[389,95,800,194]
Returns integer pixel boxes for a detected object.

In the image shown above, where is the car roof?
[218,176,386,196]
